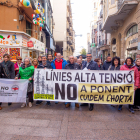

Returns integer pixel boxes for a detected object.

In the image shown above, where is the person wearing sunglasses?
[14,56,22,76]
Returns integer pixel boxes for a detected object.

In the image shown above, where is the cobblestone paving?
[0,102,140,140]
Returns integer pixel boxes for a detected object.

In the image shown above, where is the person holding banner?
[103,56,112,70]
[94,58,103,70]
[0,54,15,110]
[118,57,139,113]
[82,53,100,111]
[15,57,34,108]
[133,58,140,110]
[65,56,81,108]
[108,56,120,70]
[14,56,22,76]
[51,53,67,104]
[32,58,39,69]
[36,55,52,106]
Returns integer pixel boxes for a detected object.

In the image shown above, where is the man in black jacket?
[47,54,53,66]
[103,56,112,70]
[36,55,52,105]
[65,56,81,108]
[82,53,100,111]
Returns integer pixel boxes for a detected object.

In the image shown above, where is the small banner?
[0,79,28,103]
[34,69,134,105]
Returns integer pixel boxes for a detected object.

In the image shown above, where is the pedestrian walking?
[103,56,112,70]
[15,57,34,108]
[94,58,103,70]
[32,58,38,69]
[133,58,140,110]
[82,53,100,111]
[0,54,15,110]
[14,56,22,76]
[51,53,67,104]
[65,56,81,108]
[36,56,52,105]
[118,57,139,113]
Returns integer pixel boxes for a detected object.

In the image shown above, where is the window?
[41,35,43,42]
[94,11,97,16]
[126,25,138,37]
[94,2,96,8]
[26,20,31,36]
[111,0,115,5]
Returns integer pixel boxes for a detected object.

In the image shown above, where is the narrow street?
[0,102,140,140]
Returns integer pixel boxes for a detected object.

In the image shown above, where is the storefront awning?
[103,1,138,33]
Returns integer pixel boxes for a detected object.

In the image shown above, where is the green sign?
[91,43,96,48]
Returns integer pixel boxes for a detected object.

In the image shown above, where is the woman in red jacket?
[118,57,139,113]
[134,58,140,110]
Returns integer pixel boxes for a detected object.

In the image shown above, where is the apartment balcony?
[67,37,72,45]
[67,12,70,22]
[103,0,138,33]
[67,23,70,32]
[100,10,103,18]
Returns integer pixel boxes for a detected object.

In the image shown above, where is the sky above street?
[71,0,92,56]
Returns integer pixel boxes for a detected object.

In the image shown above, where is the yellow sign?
[34,94,54,100]
[78,84,134,104]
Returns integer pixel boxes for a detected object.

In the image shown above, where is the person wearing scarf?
[94,58,103,70]
[14,56,22,76]
[32,58,38,69]
[118,57,139,113]
[0,54,15,110]
[133,58,140,110]
[15,57,34,108]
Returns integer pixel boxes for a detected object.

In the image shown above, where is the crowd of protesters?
[0,53,140,114]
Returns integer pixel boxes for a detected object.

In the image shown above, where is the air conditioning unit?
[19,15,25,21]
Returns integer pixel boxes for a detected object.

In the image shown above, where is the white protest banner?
[34,69,134,105]
[0,79,28,103]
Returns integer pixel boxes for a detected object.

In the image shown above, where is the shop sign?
[30,37,45,52]
[112,45,116,52]
[27,41,34,47]
[129,38,138,45]
[0,33,22,46]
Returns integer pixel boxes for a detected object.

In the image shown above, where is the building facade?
[0,0,54,62]
[51,0,75,60]
[103,0,140,60]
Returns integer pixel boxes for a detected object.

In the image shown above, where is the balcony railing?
[100,10,103,18]
[118,0,136,10]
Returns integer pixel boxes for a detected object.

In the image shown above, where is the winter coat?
[138,71,140,88]
[103,61,112,70]
[51,58,67,69]
[38,61,52,69]
[82,60,100,70]
[14,62,23,76]
[120,65,139,87]
[16,64,34,92]
[1,61,15,79]
[65,63,81,70]
[108,65,120,70]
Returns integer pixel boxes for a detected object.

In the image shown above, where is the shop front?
[126,33,138,60]
[28,37,45,57]
[99,45,110,62]
[0,32,29,62]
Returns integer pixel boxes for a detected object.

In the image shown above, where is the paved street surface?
[0,102,140,140]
